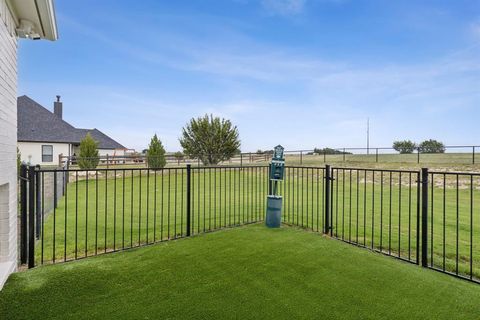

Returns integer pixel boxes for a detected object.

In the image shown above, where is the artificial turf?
[2,223,480,319]
[37,168,480,279]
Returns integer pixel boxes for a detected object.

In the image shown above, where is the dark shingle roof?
[17,95,125,149]
[74,128,125,149]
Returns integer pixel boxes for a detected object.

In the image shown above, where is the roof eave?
[7,0,58,41]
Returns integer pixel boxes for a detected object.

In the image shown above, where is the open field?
[62,152,480,171]
[35,166,480,280]
[282,153,480,171]
[3,224,480,320]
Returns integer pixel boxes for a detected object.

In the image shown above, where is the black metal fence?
[329,167,421,264]
[426,170,480,282]
[18,164,480,284]
[19,164,268,266]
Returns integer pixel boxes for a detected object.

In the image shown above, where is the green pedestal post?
[266,195,282,228]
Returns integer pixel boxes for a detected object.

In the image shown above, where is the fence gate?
[327,166,422,264]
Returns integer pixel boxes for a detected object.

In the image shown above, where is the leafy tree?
[256,149,273,155]
[146,134,166,169]
[392,140,417,154]
[77,133,100,170]
[314,147,351,155]
[417,139,445,153]
[179,114,241,165]
[173,151,184,160]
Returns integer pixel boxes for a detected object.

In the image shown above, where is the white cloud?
[472,21,480,40]
[261,0,306,15]
[32,12,480,151]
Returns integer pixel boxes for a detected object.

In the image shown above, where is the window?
[42,145,53,163]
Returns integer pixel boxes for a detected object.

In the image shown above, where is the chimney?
[54,95,62,119]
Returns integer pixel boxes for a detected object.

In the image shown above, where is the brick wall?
[0,0,18,288]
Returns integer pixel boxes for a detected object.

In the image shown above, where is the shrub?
[392,140,417,154]
[77,133,100,169]
[417,139,445,153]
[147,134,166,169]
[314,147,351,155]
[179,114,241,165]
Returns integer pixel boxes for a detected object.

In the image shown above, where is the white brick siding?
[0,0,18,288]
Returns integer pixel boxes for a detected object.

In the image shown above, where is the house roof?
[17,95,125,149]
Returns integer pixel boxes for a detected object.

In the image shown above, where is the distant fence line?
[58,145,480,168]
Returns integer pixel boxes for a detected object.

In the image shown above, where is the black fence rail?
[18,164,480,284]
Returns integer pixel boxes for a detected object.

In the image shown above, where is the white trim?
[0,260,16,290]
[6,0,58,40]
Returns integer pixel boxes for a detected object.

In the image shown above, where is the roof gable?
[17,95,125,149]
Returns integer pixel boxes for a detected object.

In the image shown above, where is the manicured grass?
[3,224,480,319]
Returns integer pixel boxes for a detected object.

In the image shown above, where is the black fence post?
[473,146,475,165]
[240,153,243,167]
[324,165,331,234]
[343,149,346,162]
[35,169,41,239]
[421,168,429,268]
[28,165,36,269]
[417,150,420,164]
[20,164,28,264]
[323,151,326,163]
[186,165,191,237]
[268,163,272,195]
[300,151,303,165]
[375,148,379,163]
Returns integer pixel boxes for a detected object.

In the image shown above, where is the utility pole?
[367,117,370,155]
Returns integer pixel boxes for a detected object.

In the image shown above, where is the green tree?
[417,139,445,153]
[147,134,166,169]
[173,151,184,160]
[179,114,241,165]
[314,147,351,155]
[392,140,417,154]
[77,133,100,169]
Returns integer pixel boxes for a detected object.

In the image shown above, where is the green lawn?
[37,167,480,280]
[3,224,480,320]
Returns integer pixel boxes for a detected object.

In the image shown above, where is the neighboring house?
[0,0,57,289]
[18,95,126,166]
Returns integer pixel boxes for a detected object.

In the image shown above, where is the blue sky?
[18,0,480,152]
